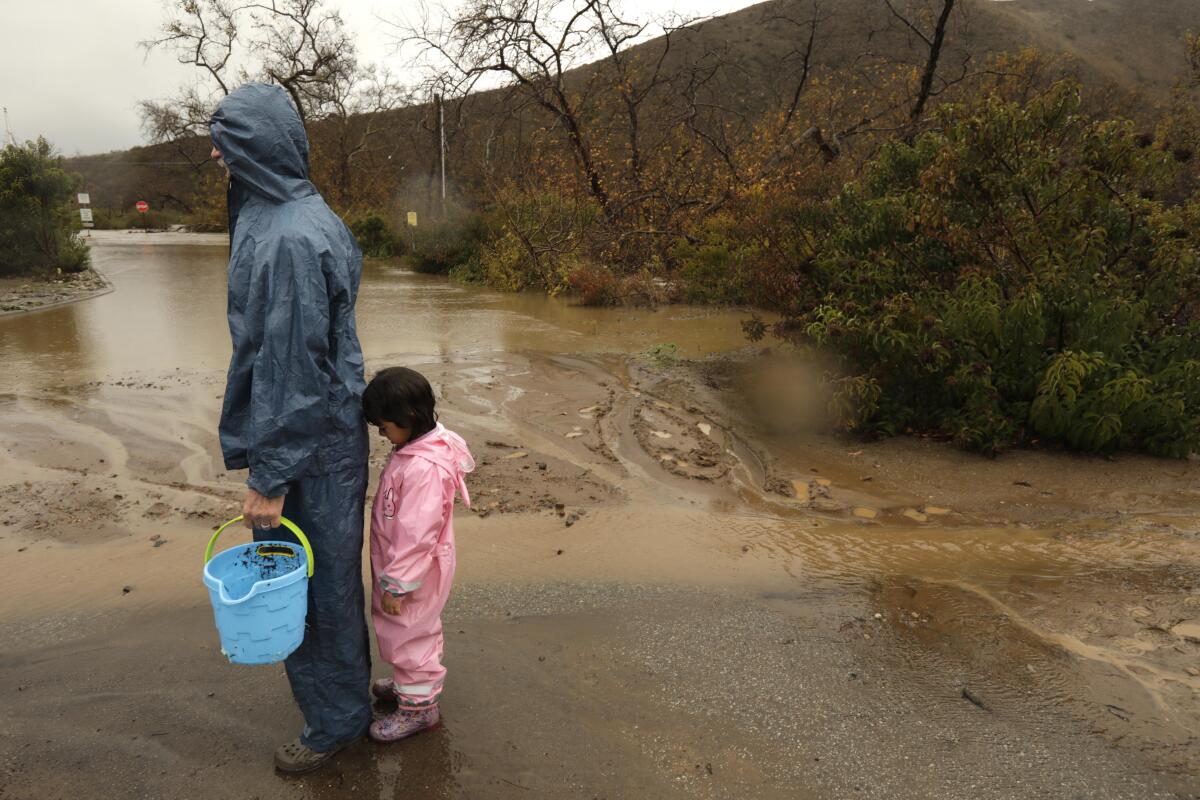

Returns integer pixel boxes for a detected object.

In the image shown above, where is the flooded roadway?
[0,231,1197,799]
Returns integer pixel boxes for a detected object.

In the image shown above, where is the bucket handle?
[205,516,314,578]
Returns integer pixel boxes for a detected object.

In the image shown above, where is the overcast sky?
[0,0,763,156]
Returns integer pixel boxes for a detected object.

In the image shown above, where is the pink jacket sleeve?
[378,465,447,597]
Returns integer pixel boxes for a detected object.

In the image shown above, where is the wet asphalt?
[1,580,1193,800]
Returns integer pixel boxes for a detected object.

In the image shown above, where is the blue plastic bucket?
[202,515,314,665]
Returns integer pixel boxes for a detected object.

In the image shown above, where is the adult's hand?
[242,489,285,530]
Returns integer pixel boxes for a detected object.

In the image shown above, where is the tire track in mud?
[866,575,1200,782]
[0,378,242,543]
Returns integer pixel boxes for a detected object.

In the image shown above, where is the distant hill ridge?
[66,0,1200,213]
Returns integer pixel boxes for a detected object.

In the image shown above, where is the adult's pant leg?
[256,464,371,750]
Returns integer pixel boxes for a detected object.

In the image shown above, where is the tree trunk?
[910,0,956,126]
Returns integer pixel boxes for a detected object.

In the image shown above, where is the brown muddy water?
[0,231,1197,800]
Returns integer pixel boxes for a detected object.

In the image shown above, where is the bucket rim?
[205,515,314,578]
[203,540,309,605]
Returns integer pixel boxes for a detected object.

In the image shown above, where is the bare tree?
[877,0,966,128]
[138,0,241,167]
[398,0,633,220]
[141,0,408,201]
[248,0,355,126]
[766,0,825,135]
[592,10,689,199]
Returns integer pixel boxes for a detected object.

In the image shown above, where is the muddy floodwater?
[1,231,1198,800]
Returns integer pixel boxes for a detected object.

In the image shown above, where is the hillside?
[65,0,1200,219]
[674,0,1199,104]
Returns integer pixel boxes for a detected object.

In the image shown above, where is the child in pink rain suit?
[361,367,474,742]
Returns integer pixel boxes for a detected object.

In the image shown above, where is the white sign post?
[77,192,93,231]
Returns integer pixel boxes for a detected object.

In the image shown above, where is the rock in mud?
[808,480,831,499]
[960,687,989,711]
[1171,622,1200,643]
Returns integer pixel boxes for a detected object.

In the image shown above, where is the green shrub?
[670,214,755,304]
[57,233,91,273]
[406,212,485,275]
[473,193,600,293]
[757,83,1200,456]
[0,138,89,276]
[350,213,405,258]
[91,207,181,230]
[447,254,486,284]
[643,343,680,369]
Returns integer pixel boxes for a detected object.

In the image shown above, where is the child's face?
[377,420,412,446]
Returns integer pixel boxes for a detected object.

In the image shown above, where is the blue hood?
[211,82,367,498]
[209,83,316,204]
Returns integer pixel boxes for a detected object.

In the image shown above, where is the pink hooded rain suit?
[370,423,474,707]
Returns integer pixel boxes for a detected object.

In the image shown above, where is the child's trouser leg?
[373,547,456,706]
[392,623,446,706]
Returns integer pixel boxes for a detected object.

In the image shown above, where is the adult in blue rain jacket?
[209,82,371,774]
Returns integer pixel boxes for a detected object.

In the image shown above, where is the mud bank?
[0,267,111,317]
[1,234,1198,799]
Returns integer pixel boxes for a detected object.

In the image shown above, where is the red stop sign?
[136,201,149,213]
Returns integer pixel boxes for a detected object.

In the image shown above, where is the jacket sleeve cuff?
[223,454,249,470]
[379,574,421,597]
[246,473,290,498]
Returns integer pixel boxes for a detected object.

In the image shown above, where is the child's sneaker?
[369,704,440,742]
[371,678,396,701]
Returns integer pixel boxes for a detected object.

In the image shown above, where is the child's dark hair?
[362,367,437,438]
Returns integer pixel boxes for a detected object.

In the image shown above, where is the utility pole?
[435,93,446,218]
[3,107,16,146]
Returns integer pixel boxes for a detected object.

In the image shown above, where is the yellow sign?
[406,212,418,227]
